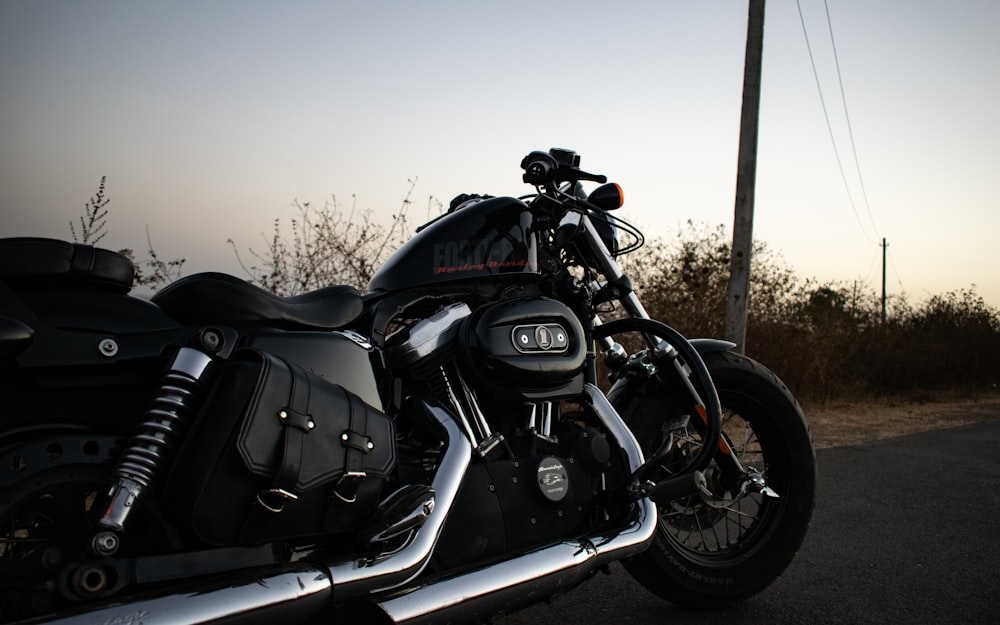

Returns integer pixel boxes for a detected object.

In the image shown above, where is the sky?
[2,0,998,309]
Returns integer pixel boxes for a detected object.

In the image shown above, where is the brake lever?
[566,167,607,184]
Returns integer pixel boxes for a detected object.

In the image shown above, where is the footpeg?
[631,414,690,484]
[645,470,712,503]
[361,484,435,544]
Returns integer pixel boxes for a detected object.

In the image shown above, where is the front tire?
[622,350,816,607]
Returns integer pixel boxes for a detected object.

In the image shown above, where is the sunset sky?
[2,1,998,308]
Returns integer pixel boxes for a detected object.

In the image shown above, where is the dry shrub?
[624,223,1000,402]
[228,180,440,295]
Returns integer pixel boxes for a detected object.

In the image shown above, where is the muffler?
[373,383,657,625]
[375,497,655,625]
[24,385,653,625]
[24,400,470,625]
[17,564,334,625]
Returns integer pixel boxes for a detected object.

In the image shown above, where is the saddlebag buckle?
[333,471,368,504]
[256,488,299,513]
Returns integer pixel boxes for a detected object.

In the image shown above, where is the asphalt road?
[496,418,1000,625]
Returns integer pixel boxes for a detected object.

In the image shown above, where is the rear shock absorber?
[92,346,213,554]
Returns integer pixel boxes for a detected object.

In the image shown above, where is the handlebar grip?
[521,151,557,185]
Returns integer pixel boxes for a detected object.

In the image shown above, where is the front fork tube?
[577,209,739,484]
[595,322,741,480]
[655,347,741,467]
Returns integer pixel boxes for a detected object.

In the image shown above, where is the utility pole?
[881,237,888,324]
[724,0,766,354]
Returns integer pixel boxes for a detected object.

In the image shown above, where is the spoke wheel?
[661,408,778,561]
[0,429,177,621]
[622,350,815,607]
[0,465,108,620]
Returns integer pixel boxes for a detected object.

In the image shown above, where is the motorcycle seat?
[0,237,135,293]
[152,272,364,330]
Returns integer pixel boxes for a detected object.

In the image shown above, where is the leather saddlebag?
[167,348,396,546]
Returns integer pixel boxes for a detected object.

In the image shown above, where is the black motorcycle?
[0,149,815,625]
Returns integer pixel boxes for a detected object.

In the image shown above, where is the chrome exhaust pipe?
[31,400,471,625]
[23,564,334,625]
[374,383,658,625]
[327,401,472,597]
[376,497,656,625]
[32,387,652,625]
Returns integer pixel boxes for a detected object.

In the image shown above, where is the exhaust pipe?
[327,401,472,597]
[29,400,471,625]
[373,383,657,625]
[21,564,334,625]
[375,497,655,625]
[29,386,654,625]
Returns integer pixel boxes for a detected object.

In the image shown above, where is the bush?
[70,177,184,290]
[624,222,1000,401]
[228,180,439,295]
[857,288,1000,394]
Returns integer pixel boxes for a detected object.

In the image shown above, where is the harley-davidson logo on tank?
[433,238,534,275]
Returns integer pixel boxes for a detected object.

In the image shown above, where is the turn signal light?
[587,182,624,211]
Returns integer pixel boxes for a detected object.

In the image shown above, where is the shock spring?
[96,347,213,537]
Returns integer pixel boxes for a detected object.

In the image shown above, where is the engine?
[389,298,586,400]
[387,299,611,568]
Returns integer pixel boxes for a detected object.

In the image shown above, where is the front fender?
[689,338,737,354]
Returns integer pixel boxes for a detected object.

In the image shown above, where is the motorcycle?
[0,148,815,625]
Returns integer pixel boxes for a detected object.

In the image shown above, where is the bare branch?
[231,183,432,295]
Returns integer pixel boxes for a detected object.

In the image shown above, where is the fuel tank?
[367,196,539,293]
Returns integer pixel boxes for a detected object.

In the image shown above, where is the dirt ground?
[800,390,1000,449]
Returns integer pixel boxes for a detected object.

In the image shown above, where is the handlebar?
[521,148,607,187]
[518,148,641,281]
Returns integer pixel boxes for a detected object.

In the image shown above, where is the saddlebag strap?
[256,359,314,513]
[333,392,372,503]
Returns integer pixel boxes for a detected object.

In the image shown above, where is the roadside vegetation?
[74,178,1000,403]
[70,176,185,288]
[620,222,1000,402]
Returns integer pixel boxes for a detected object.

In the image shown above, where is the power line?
[795,0,879,245]
[822,0,881,239]
[861,243,880,285]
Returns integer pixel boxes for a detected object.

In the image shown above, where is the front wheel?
[622,350,816,607]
